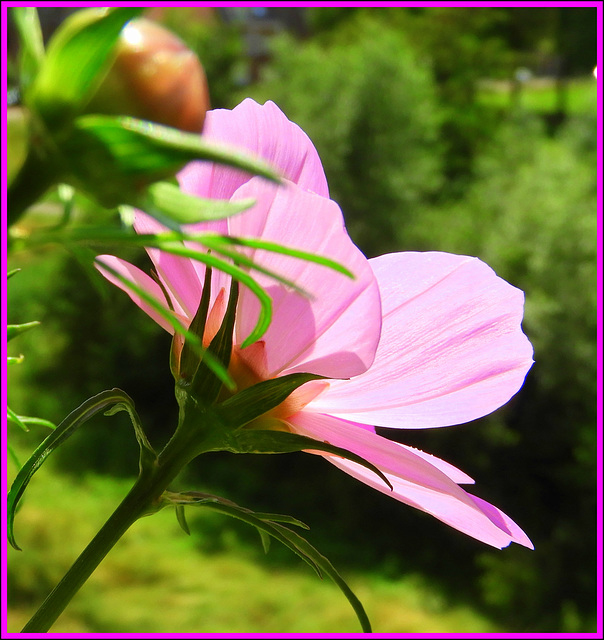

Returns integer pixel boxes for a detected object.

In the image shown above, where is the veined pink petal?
[179,99,329,203]
[291,412,533,549]
[95,256,187,333]
[397,443,475,485]
[232,178,381,378]
[311,252,534,428]
[133,212,202,317]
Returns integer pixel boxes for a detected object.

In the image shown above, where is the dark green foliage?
[403,112,597,631]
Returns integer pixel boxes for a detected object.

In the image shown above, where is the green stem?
[21,424,203,633]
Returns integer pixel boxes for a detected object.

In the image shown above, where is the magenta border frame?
[1,1,602,638]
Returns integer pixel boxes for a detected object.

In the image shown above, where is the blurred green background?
[7,6,597,633]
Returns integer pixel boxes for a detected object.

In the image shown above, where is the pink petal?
[95,256,186,333]
[231,178,381,378]
[397,443,475,485]
[312,252,534,428]
[291,411,533,549]
[179,99,329,203]
[133,212,202,317]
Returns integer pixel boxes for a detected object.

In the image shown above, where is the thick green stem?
[21,476,153,632]
[21,423,204,633]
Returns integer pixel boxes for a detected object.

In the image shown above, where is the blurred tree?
[403,112,597,631]
[247,16,443,257]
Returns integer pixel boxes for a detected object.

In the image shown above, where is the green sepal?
[28,8,143,130]
[228,429,392,492]
[11,7,44,92]
[94,258,233,389]
[7,389,156,550]
[189,279,239,402]
[218,373,325,428]
[7,321,40,342]
[161,490,371,632]
[178,264,213,382]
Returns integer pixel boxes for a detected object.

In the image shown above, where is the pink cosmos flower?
[97,99,534,549]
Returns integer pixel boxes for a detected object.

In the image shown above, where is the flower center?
[227,342,329,430]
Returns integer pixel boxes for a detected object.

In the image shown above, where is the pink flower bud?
[89,18,209,132]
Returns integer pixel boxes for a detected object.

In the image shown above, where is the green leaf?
[205,235,355,279]
[8,268,22,280]
[141,181,256,227]
[7,356,25,366]
[63,115,280,208]
[7,411,56,431]
[120,117,281,184]
[219,373,325,427]
[104,398,156,475]
[137,243,272,348]
[7,321,40,342]
[11,7,44,91]
[162,491,371,632]
[29,8,143,129]
[7,407,29,432]
[229,429,393,492]
[7,389,154,550]
[269,521,372,633]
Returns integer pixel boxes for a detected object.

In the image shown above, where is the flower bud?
[88,18,209,132]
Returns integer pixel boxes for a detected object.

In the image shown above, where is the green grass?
[7,469,503,634]
[477,76,596,115]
